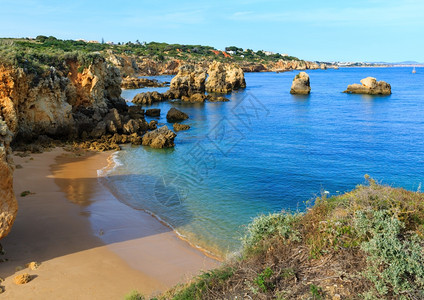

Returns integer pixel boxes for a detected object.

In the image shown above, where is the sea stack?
[344,77,391,95]
[205,61,246,93]
[290,72,311,95]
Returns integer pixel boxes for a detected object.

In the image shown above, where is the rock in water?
[0,118,17,240]
[145,109,161,117]
[344,77,391,95]
[132,91,165,105]
[142,126,177,149]
[290,72,311,95]
[166,108,189,122]
[205,61,246,93]
[173,123,190,132]
[169,65,206,99]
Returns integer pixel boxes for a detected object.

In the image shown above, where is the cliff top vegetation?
[0,36,300,75]
[133,176,424,299]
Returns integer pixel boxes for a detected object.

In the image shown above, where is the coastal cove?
[113,67,424,257]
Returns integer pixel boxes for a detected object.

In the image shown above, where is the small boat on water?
[412,66,416,74]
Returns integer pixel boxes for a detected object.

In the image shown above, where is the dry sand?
[0,148,219,299]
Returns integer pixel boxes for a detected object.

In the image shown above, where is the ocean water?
[105,68,424,257]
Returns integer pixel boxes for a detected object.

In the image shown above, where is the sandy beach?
[0,148,218,299]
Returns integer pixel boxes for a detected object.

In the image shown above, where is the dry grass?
[156,176,424,299]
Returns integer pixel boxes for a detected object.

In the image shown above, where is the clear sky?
[1,0,424,62]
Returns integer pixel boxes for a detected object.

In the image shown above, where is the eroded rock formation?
[344,77,391,95]
[0,117,16,240]
[290,72,311,95]
[121,77,168,89]
[168,65,207,99]
[142,125,176,148]
[205,62,246,93]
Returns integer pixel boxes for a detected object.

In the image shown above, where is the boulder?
[145,108,161,117]
[205,61,246,93]
[128,106,145,119]
[142,126,177,148]
[169,65,207,98]
[132,91,165,105]
[290,72,311,95]
[123,119,140,134]
[166,108,189,122]
[14,273,32,285]
[344,77,391,95]
[173,123,190,132]
[149,120,158,130]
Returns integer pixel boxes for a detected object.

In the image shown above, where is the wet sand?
[0,148,218,299]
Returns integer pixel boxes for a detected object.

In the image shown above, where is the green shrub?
[254,267,274,292]
[124,290,145,300]
[243,212,301,248]
[355,210,424,298]
[20,190,31,197]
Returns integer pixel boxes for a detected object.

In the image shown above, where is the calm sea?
[102,67,424,257]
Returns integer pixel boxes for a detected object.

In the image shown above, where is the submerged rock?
[290,72,311,95]
[182,93,206,102]
[344,77,391,95]
[173,123,190,132]
[205,61,246,93]
[166,108,189,122]
[206,95,230,102]
[142,126,176,148]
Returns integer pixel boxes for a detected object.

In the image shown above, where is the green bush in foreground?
[356,210,424,298]
[133,177,424,299]
[124,290,145,300]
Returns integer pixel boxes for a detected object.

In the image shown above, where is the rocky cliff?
[107,53,320,76]
[205,62,246,93]
[0,56,143,239]
[0,117,16,240]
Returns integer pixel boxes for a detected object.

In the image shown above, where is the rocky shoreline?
[0,55,249,241]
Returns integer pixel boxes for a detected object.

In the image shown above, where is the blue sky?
[1,0,424,62]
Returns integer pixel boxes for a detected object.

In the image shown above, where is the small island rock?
[290,72,311,95]
[344,77,391,95]
[166,108,189,122]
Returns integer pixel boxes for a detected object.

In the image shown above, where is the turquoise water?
[106,68,424,257]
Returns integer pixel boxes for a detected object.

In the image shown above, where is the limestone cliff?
[0,56,124,143]
[205,62,246,93]
[0,117,16,240]
[0,56,125,239]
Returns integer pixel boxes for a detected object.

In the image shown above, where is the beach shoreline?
[0,147,218,299]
